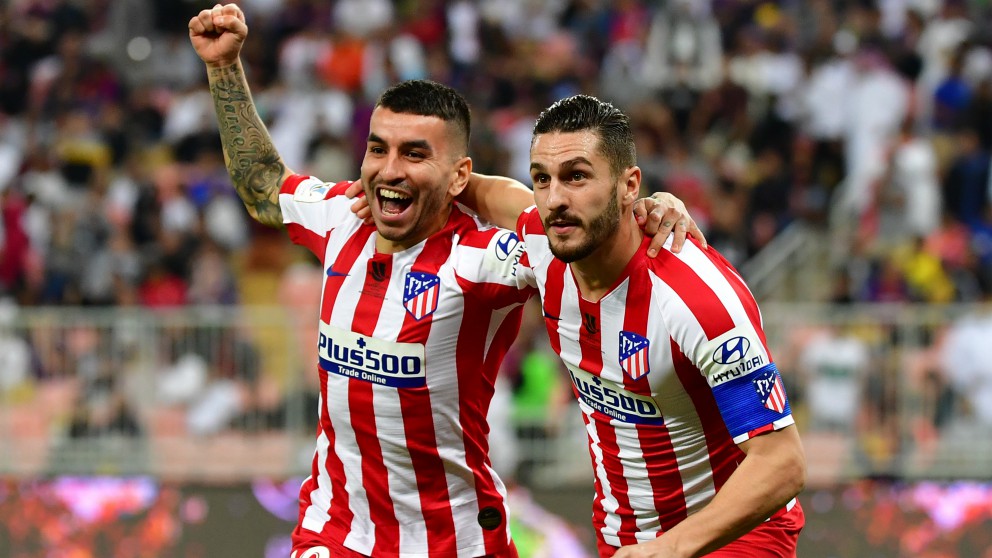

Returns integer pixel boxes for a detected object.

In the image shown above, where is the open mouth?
[377,188,413,216]
[546,218,580,234]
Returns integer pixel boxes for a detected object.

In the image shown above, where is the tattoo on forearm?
[208,64,284,226]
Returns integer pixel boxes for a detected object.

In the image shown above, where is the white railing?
[738,222,831,302]
[2,303,990,486]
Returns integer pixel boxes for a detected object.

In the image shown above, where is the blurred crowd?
[0,0,990,310]
[2,0,992,481]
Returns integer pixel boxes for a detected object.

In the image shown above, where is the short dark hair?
[532,95,635,178]
[376,80,471,155]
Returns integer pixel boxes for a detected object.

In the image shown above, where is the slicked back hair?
[532,95,636,179]
[376,80,471,156]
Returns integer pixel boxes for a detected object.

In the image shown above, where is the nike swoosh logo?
[327,268,349,277]
[543,311,560,321]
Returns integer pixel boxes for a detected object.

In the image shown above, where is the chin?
[376,225,409,242]
[549,242,587,263]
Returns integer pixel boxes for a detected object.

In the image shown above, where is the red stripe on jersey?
[518,251,530,268]
[280,174,309,194]
[583,410,610,541]
[622,257,687,533]
[542,259,566,355]
[700,245,772,358]
[280,174,353,198]
[456,227,492,249]
[670,339,744,495]
[747,423,776,438]
[616,244,653,396]
[515,207,542,238]
[482,300,525,373]
[577,299,639,547]
[287,223,332,261]
[576,298,603,378]
[394,234,459,556]
[349,253,399,554]
[652,250,735,339]
[515,207,542,277]
[320,227,374,323]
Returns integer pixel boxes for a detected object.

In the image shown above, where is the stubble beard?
[546,192,620,263]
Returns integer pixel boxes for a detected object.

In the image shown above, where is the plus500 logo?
[318,323,426,388]
[568,367,663,426]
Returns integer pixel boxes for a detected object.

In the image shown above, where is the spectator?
[799,323,871,433]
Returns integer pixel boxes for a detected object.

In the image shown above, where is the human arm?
[613,426,806,558]
[456,175,707,254]
[457,173,535,230]
[189,3,291,227]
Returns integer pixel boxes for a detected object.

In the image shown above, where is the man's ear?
[621,166,642,207]
[449,156,472,197]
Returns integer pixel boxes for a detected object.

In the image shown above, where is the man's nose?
[545,180,567,210]
[378,152,404,183]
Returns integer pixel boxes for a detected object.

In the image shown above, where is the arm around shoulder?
[460,173,534,230]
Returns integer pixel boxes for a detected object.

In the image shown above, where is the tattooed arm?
[189,4,289,227]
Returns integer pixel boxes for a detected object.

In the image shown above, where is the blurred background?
[1,0,992,556]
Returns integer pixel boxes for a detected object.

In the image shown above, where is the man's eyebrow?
[367,133,433,152]
[529,157,594,172]
[560,157,594,169]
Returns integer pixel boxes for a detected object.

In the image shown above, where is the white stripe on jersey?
[302,427,332,533]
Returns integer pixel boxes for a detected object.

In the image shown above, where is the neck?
[570,216,642,302]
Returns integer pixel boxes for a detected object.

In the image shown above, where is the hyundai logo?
[712,336,750,364]
[495,232,519,261]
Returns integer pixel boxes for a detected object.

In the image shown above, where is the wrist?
[205,58,241,70]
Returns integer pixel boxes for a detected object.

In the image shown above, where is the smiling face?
[360,107,471,252]
[530,130,628,263]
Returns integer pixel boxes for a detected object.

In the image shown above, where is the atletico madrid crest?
[403,272,441,321]
[618,331,651,380]
[753,369,788,413]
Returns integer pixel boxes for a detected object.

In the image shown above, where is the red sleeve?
[515,206,542,238]
[280,174,353,199]
[280,175,355,261]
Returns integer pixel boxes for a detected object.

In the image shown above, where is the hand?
[345,180,374,225]
[634,192,707,257]
[188,3,248,68]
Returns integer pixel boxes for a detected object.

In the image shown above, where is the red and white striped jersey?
[281,175,533,558]
[515,207,801,554]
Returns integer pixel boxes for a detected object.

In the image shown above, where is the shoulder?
[645,241,755,334]
[646,239,739,291]
[448,208,525,279]
[515,206,544,238]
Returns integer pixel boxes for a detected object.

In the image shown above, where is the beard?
[544,191,620,263]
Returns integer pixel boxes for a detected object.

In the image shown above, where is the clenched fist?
[188,3,248,68]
